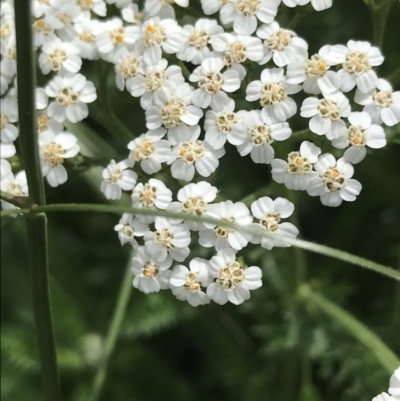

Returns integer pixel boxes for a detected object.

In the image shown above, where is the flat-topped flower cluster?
[1,0,399,305]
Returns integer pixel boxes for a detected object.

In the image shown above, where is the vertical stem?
[88,252,134,401]
[26,214,61,401]
[14,2,60,400]
[370,6,390,48]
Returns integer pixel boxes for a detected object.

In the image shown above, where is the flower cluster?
[1,0,399,305]
[372,366,400,401]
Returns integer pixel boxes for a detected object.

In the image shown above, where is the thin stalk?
[26,215,61,401]
[88,252,134,401]
[14,2,60,400]
[2,203,399,282]
[299,285,400,373]
[370,6,390,48]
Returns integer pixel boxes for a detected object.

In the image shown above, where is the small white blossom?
[287,45,341,95]
[220,0,280,36]
[256,22,308,67]
[327,40,384,93]
[204,99,247,149]
[234,110,292,164]
[0,97,18,143]
[121,3,146,25]
[283,0,332,11]
[137,18,182,65]
[190,56,241,110]
[307,154,362,207]
[45,73,97,123]
[132,246,172,294]
[199,200,253,251]
[39,130,80,187]
[169,258,212,307]
[166,181,218,230]
[146,83,203,131]
[114,47,144,92]
[167,125,225,182]
[178,19,224,65]
[129,58,185,110]
[0,170,28,214]
[127,128,171,174]
[354,78,400,127]
[300,91,351,139]
[48,2,83,42]
[33,16,63,48]
[207,248,262,305]
[72,17,103,60]
[114,213,149,248]
[389,367,400,398]
[372,394,394,401]
[144,217,191,262]
[246,67,301,121]
[101,160,137,200]
[271,141,321,190]
[39,37,82,75]
[249,196,299,250]
[76,0,107,17]
[0,142,16,158]
[145,0,188,19]
[331,112,386,164]
[211,32,264,66]
[131,178,173,223]
[96,18,140,63]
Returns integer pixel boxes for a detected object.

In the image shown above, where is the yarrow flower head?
[101,160,137,200]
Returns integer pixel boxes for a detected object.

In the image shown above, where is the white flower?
[114,213,149,248]
[137,18,182,65]
[327,40,384,93]
[1,158,12,179]
[0,97,18,143]
[190,56,241,111]
[169,258,212,307]
[389,367,400,398]
[234,110,292,164]
[145,83,203,131]
[39,130,80,187]
[36,109,64,134]
[256,22,308,67]
[177,19,224,65]
[204,98,247,149]
[307,154,362,207]
[76,0,107,17]
[0,142,16,158]
[246,68,301,121]
[96,18,140,63]
[101,160,137,200]
[331,112,386,164]
[33,0,53,18]
[72,17,103,60]
[211,32,263,66]
[207,248,262,305]
[127,128,171,174]
[114,47,144,92]
[166,181,218,230]
[372,394,394,401]
[355,78,400,127]
[199,200,253,251]
[271,141,321,190]
[249,196,299,250]
[0,70,12,96]
[167,125,225,182]
[0,170,28,214]
[283,0,332,11]
[121,3,146,25]
[144,217,191,262]
[39,37,82,75]
[129,58,185,110]
[132,246,172,294]
[48,2,83,42]
[0,38,17,77]
[220,0,280,35]
[33,16,63,48]
[300,91,351,139]
[287,45,341,95]
[145,0,188,19]
[201,0,228,15]
[45,73,97,123]
[131,178,172,223]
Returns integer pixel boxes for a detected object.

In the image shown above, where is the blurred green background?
[2,0,400,400]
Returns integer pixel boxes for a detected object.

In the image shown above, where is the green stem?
[26,214,61,401]
[88,251,134,401]
[299,285,400,373]
[386,66,400,87]
[2,203,399,282]
[14,2,61,401]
